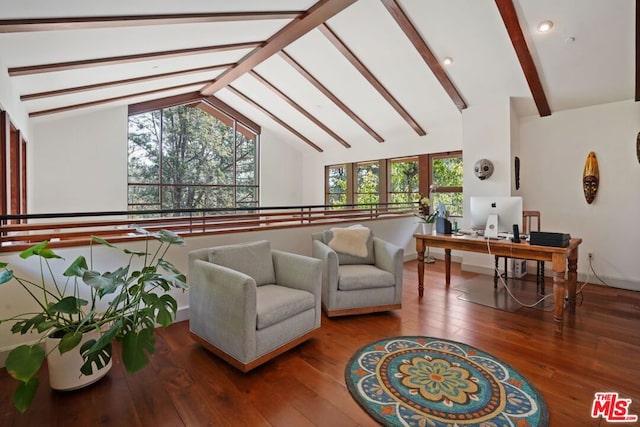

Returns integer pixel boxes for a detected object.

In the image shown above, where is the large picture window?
[128,102,259,212]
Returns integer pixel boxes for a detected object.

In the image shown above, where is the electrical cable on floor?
[483,238,592,309]
[483,238,552,307]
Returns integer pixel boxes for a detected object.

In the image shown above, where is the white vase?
[45,329,112,391]
[420,223,433,235]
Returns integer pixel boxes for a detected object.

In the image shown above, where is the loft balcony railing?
[0,203,416,252]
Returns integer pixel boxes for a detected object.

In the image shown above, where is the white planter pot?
[420,223,433,235]
[45,329,112,391]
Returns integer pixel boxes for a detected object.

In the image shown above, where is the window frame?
[424,151,463,217]
[127,94,261,212]
[325,150,463,216]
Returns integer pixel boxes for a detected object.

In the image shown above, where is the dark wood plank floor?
[2,259,639,426]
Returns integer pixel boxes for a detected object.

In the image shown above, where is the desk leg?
[416,238,426,298]
[445,249,451,287]
[566,249,578,310]
[552,253,566,334]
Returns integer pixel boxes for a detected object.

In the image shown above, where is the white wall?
[518,100,640,290]
[259,128,304,206]
[31,107,129,214]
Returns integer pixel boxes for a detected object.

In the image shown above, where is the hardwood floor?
[2,259,639,426]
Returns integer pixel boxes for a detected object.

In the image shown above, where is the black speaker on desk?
[436,217,452,234]
[529,231,571,247]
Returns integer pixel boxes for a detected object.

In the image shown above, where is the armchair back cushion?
[322,226,375,265]
[208,240,275,286]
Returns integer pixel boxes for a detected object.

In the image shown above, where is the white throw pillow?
[328,226,371,258]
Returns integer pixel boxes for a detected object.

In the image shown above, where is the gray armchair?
[312,226,403,317]
[188,240,322,372]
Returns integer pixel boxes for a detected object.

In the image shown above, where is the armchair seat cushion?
[256,284,316,330]
[337,265,395,291]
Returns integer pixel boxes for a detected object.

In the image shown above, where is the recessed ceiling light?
[536,20,553,32]
[443,57,453,65]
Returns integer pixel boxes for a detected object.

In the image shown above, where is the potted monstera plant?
[0,226,187,412]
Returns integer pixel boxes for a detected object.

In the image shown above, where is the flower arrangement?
[415,194,437,224]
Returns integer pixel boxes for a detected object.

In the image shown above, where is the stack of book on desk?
[529,232,571,247]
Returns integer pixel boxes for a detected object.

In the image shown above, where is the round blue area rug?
[345,336,549,426]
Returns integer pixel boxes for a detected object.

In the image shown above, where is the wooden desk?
[415,233,582,333]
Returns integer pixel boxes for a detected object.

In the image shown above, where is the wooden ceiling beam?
[202,96,261,134]
[128,92,204,115]
[0,12,304,33]
[21,63,234,101]
[278,50,383,142]
[495,0,551,117]
[200,0,357,96]
[30,82,209,118]
[226,85,323,152]
[9,42,260,76]
[318,23,426,136]
[381,0,467,111]
[249,70,350,148]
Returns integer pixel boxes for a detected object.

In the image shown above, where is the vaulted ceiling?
[1,0,637,154]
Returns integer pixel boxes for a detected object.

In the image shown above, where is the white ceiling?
[0,0,636,154]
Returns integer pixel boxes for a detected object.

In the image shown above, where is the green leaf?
[123,249,148,256]
[121,327,155,374]
[19,241,49,259]
[82,270,119,294]
[36,320,58,334]
[58,331,83,355]
[11,314,46,335]
[35,248,63,260]
[63,256,88,277]
[79,322,119,375]
[155,305,174,328]
[156,229,184,245]
[130,225,149,235]
[49,296,87,314]
[0,268,13,284]
[80,339,112,376]
[91,236,116,248]
[6,345,45,383]
[13,378,39,413]
[0,261,7,268]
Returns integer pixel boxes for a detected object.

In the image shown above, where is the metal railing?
[0,203,416,252]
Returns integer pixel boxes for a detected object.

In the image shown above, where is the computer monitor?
[469,196,523,235]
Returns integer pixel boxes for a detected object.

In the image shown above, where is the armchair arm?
[188,259,257,362]
[272,250,322,296]
[312,239,339,307]
[373,237,404,302]
[272,250,322,326]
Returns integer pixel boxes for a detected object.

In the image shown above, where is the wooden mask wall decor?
[582,152,599,204]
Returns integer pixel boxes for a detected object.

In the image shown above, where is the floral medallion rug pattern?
[345,336,549,426]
